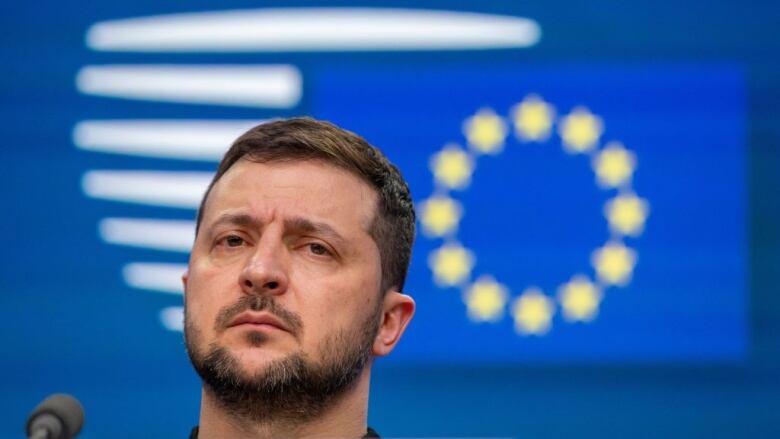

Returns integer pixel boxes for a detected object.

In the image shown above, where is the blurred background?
[1,1,778,437]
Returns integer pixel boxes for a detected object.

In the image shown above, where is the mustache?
[214,295,304,337]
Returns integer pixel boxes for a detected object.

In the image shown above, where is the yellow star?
[419,196,462,237]
[604,193,649,237]
[591,241,637,286]
[511,287,555,335]
[428,243,475,287]
[559,106,604,154]
[463,108,508,155]
[592,142,637,188]
[511,94,556,141]
[557,275,603,322]
[430,144,474,189]
[463,276,508,322]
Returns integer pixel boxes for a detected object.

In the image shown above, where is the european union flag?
[311,65,747,362]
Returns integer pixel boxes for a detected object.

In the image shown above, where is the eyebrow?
[209,213,261,231]
[208,213,347,244]
[284,217,347,245]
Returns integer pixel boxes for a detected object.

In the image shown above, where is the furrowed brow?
[209,213,261,231]
[285,217,346,244]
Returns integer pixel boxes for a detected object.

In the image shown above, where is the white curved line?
[76,65,301,108]
[86,8,541,52]
[74,119,263,161]
[82,170,212,208]
[100,218,195,252]
[160,306,184,331]
[123,262,187,295]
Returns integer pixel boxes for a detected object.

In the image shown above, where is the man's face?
[183,159,385,411]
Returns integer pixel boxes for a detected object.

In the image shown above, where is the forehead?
[202,159,378,232]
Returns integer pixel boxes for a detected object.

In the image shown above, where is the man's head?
[182,117,416,423]
[196,117,415,295]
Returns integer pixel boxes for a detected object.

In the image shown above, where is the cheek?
[185,265,240,334]
[297,269,379,342]
[184,293,213,341]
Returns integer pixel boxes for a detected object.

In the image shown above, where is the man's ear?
[372,291,415,357]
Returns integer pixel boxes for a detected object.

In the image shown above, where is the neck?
[196,367,371,439]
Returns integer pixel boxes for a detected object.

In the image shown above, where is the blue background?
[1,1,779,437]
[313,65,746,362]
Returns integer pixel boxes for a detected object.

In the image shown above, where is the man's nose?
[238,235,288,296]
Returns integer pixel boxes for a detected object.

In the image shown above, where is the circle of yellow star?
[592,141,637,188]
[604,193,649,236]
[428,243,475,287]
[463,276,508,322]
[421,94,650,337]
[419,196,462,237]
[558,106,604,154]
[430,144,474,190]
[511,94,556,141]
[463,108,508,155]
[557,275,603,322]
[591,242,637,286]
[511,287,555,335]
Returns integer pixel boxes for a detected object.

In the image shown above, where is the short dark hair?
[196,117,416,293]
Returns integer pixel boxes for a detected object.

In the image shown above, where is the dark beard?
[185,295,381,424]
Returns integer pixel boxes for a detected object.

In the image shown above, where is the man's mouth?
[227,312,290,333]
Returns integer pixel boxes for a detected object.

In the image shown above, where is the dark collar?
[189,426,380,438]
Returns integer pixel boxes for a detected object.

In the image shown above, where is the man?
[182,117,417,439]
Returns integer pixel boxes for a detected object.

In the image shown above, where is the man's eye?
[308,243,330,256]
[223,235,245,247]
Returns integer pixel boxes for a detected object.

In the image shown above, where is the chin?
[228,342,289,372]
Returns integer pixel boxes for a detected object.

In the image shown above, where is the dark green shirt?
[189,426,380,438]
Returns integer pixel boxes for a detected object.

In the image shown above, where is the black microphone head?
[26,393,84,439]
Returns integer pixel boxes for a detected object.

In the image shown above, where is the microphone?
[26,394,84,439]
